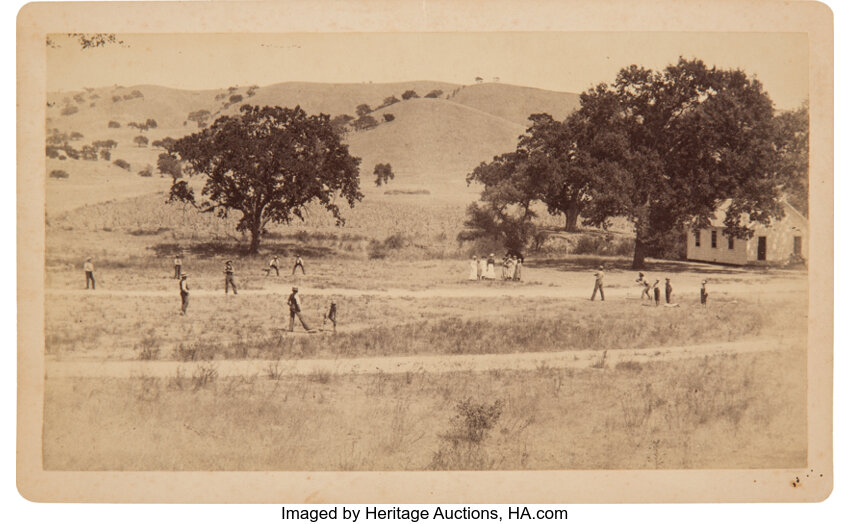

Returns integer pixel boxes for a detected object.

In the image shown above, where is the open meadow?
[42,186,809,471]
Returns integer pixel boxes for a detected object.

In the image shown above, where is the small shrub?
[48,170,69,179]
[424,89,443,98]
[191,363,218,390]
[138,165,153,177]
[108,120,121,128]
[383,113,395,122]
[308,368,332,384]
[430,398,504,470]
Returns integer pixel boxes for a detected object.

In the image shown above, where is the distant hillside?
[449,83,581,126]
[348,98,526,197]
[44,80,581,211]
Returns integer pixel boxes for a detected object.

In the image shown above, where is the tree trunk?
[632,237,647,270]
[248,220,262,254]
[563,207,580,232]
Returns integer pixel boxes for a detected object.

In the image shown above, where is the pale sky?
[47,32,809,110]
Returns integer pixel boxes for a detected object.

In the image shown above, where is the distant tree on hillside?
[187,109,211,128]
[133,135,149,148]
[73,93,85,104]
[373,163,394,186]
[99,149,111,161]
[356,104,372,117]
[108,120,121,128]
[112,95,122,103]
[381,95,400,107]
[157,153,182,179]
[383,113,395,122]
[92,139,118,149]
[401,90,419,100]
[330,114,355,135]
[145,118,158,129]
[166,105,363,253]
[49,170,70,179]
[229,94,243,104]
[424,89,443,98]
[138,165,153,177]
[113,159,131,171]
[474,77,483,84]
[351,115,379,131]
[61,105,78,116]
[151,137,176,150]
[69,131,84,141]
[80,145,98,161]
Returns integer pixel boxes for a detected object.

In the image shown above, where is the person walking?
[287,286,312,332]
[700,280,709,307]
[224,260,238,295]
[591,265,605,301]
[292,254,306,275]
[179,273,190,315]
[468,256,479,281]
[665,278,673,304]
[265,255,280,277]
[323,301,338,333]
[84,257,95,290]
[173,254,182,279]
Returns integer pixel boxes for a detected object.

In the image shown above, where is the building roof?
[706,199,808,228]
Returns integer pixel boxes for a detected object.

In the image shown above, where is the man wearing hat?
[591,265,605,301]
[265,255,280,277]
[179,272,190,315]
[224,260,238,295]
[292,254,305,275]
[84,257,95,290]
[287,286,312,332]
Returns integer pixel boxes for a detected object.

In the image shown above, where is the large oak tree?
[574,58,785,268]
[167,105,363,253]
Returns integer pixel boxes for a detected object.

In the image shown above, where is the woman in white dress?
[477,256,484,280]
[468,256,479,281]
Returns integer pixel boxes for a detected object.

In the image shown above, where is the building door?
[757,236,767,261]
[793,236,802,255]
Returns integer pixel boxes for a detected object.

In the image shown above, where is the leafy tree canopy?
[167,105,363,252]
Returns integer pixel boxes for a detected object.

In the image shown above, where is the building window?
[711,230,717,248]
[695,231,701,247]
[793,236,802,255]
[728,235,734,249]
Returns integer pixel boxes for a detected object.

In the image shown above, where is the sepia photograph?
[16,0,834,505]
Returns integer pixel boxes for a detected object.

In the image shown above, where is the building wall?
[686,227,749,265]
[745,209,808,263]
[685,204,808,266]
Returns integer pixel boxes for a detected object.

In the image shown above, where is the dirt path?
[45,337,797,379]
[45,281,805,300]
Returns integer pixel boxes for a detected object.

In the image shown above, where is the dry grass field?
[40,79,809,473]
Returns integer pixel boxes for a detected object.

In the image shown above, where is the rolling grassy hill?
[44,80,581,213]
[448,82,581,126]
[351,98,526,198]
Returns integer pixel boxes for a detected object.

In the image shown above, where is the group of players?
[590,265,709,306]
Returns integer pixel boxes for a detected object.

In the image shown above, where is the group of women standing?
[468,253,522,281]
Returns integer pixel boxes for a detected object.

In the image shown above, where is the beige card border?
[16,0,834,503]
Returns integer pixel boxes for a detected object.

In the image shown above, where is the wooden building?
[685,200,808,265]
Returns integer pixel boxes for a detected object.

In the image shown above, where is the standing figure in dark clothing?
[292,254,305,275]
[323,301,338,333]
[665,278,673,304]
[287,286,312,332]
[179,273,190,315]
[652,280,661,306]
[224,260,238,295]
[591,265,605,301]
[700,280,709,307]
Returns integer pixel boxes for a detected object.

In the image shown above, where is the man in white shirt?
[84,257,95,290]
